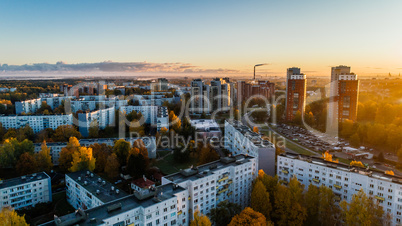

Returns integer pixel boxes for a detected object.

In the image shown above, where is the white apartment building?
[0,114,73,133]
[278,152,402,225]
[34,137,157,165]
[162,155,257,217]
[65,171,129,210]
[70,96,128,113]
[190,119,222,140]
[78,106,115,137]
[15,96,75,114]
[119,105,169,131]
[224,120,276,176]
[0,172,51,210]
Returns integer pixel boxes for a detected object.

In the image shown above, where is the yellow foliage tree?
[228,207,269,226]
[35,140,53,172]
[253,126,259,133]
[69,146,96,172]
[0,207,28,226]
[350,160,364,168]
[322,151,339,163]
[385,170,394,175]
[190,209,212,226]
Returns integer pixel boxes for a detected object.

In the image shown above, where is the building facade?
[0,114,73,133]
[278,152,402,225]
[0,172,51,210]
[236,80,275,104]
[119,105,169,131]
[78,107,115,137]
[285,67,307,121]
[224,120,276,176]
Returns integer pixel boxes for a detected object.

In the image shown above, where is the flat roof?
[226,120,274,148]
[66,171,128,204]
[41,183,186,226]
[190,119,220,131]
[0,172,49,190]
[280,152,402,185]
[164,154,254,184]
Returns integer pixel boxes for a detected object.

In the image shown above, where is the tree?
[318,185,340,225]
[16,153,37,176]
[69,146,96,172]
[35,140,53,172]
[105,153,120,179]
[251,180,271,220]
[0,207,29,226]
[340,119,355,139]
[190,209,212,226]
[52,125,82,142]
[88,119,99,138]
[113,139,131,166]
[340,189,384,226]
[58,137,81,172]
[197,145,219,165]
[91,143,112,173]
[274,176,306,226]
[257,170,278,204]
[253,126,259,133]
[350,160,364,168]
[208,202,241,226]
[322,151,338,163]
[304,184,320,225]
[350,133,361,148]
[127,153,147,179]
[293,111,302,125]
[228,207,269,226]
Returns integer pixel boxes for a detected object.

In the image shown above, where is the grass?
[153,153,198,175]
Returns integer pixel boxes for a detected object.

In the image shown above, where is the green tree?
[208,202,241,226]
[340,189,384,226]
[113,139,131,166]
[251,180,271,220]
[58,137,81,172]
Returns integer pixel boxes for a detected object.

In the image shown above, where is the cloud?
[0,61,240,74]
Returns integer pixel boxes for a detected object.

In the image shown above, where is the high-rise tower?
[285,67,307,121]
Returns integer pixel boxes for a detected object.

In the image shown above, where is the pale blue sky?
[0,0,401,76]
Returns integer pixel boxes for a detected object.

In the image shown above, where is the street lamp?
[254,64,267,80]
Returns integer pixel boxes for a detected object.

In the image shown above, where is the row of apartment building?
[33,137,157,165]
[41,154,257,226]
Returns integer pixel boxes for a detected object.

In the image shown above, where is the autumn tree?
[58,137,81,172]
[257,170,278,204]
[69,146,96,172]
[35,140,53,172]
[208,202,241,226]
[228,207,270,226]
[350,160,364,168]
[52,125,82,142]
[0,207,29,226]
[304,184,320,225]
[253,126,259,133]
[88,119,99,138]
[318,185,340,225]
[251,180,271,220]
[274,176,306,225]
[197,145,219,165]
[190,209,212,226]
[340,189,384,226]
[90,143,112,173]
[169,111,182,132]
[16,153,37,176]
[350,133,361,148]
[105,153,120,179]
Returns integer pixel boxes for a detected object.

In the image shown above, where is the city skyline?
[1,0,402,77]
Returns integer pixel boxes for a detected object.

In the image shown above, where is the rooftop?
[67,171,128,204]
[226,120,274,148]
[280,152,402,185]
[41,183,185,226]
[132,177,155,189]
[164,154,254,184]
[0,172,49,190]
[190,119,220,132]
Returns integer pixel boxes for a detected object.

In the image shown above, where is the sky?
[0,0,402,77]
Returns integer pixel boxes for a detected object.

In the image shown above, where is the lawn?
[153,153,198,175]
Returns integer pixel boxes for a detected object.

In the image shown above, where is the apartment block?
[236,80,275,104]
[33,137,157,165]
[162,155,257,217]
[15,98,42,114]
[285,67,307,121]
[0,172,51,210]
[224,120,276,176]
[0,114,73,133]
[78,106,115,137]
[119,105,169,131]
[278,152,402,225]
